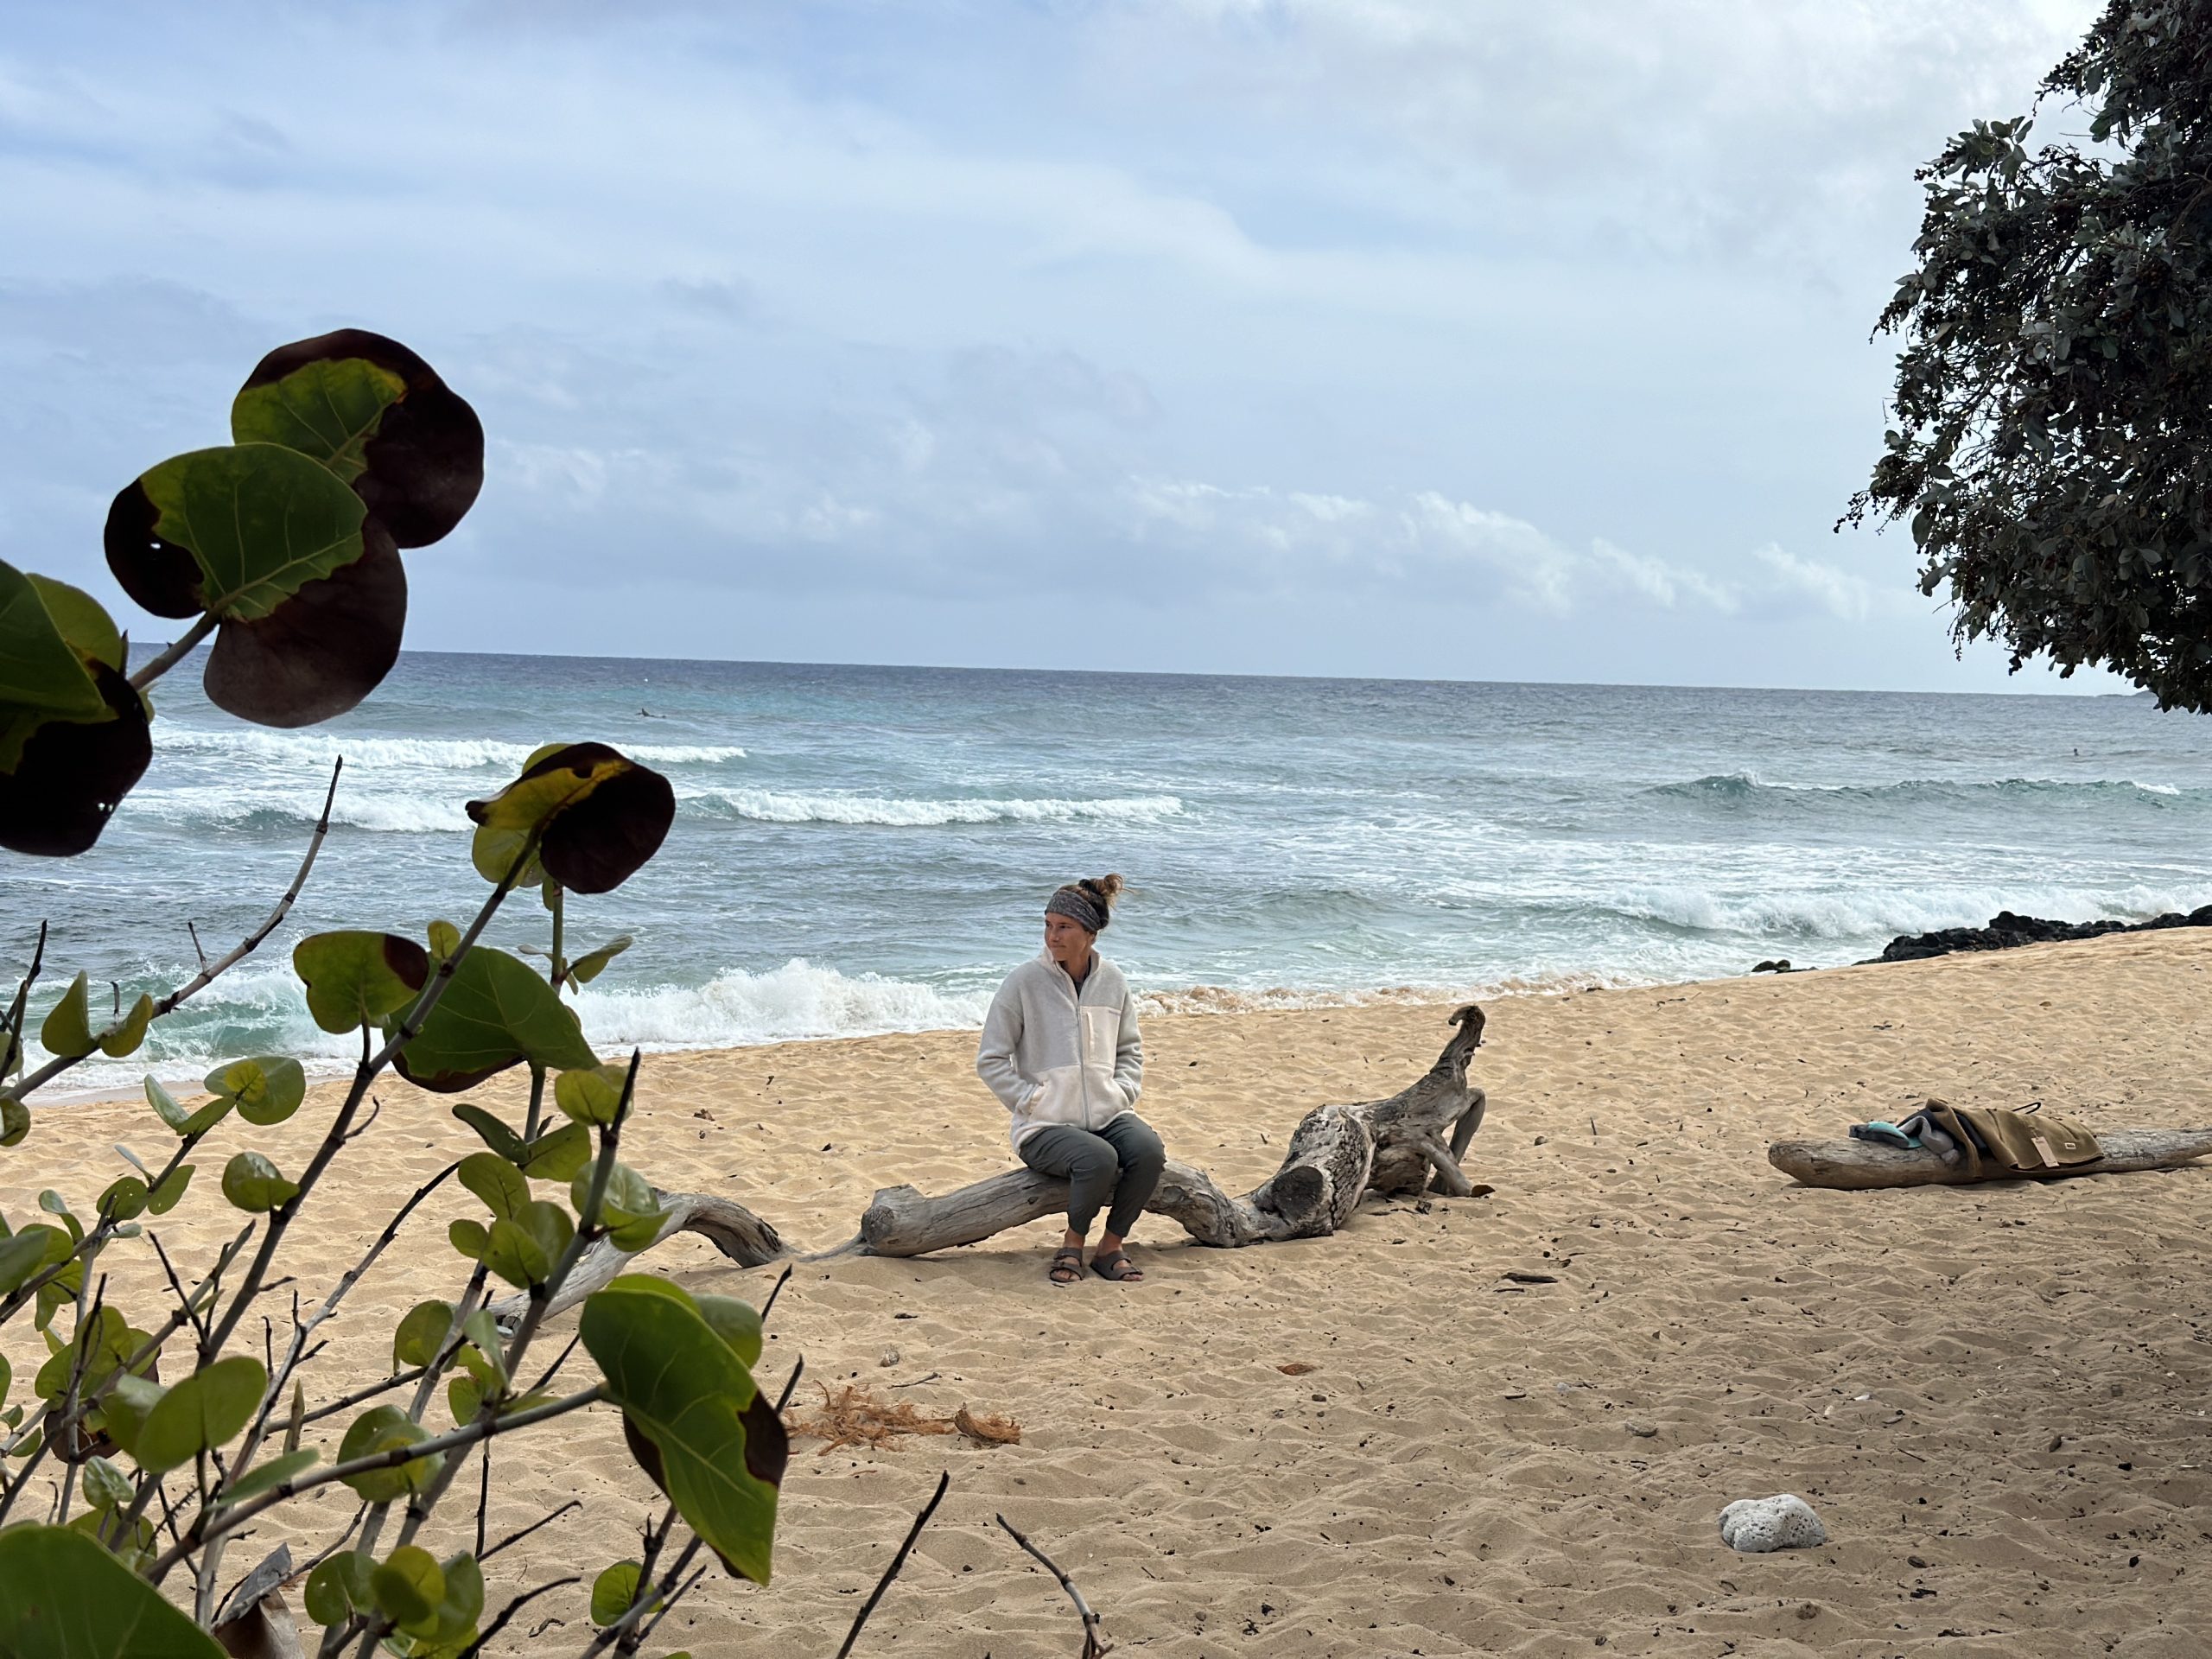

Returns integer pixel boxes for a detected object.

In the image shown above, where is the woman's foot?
[1090,1249,1143,1283]
[1047,1246,1084,1285]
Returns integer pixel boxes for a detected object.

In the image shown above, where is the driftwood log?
[1769,1127,2212,1191]
[505,1005,1490,1319]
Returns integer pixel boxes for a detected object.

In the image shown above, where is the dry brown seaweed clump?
[786,1384,1022,1454]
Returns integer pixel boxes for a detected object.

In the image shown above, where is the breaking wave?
[682,789,1186,827]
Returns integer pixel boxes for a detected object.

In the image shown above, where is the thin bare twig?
[480,1499,582,1562]
[461,1576,582,1659]
[836,1470,950,1659]
[127,613,218,691]
[775,1356,806,1414]
[996,1513,1112,1658]
[186,921,210,975]
[2,920,47,1074]
[759,1263,793,1324]
[3,760,341,1108]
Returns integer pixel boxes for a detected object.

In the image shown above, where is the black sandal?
[1090,1249,1143,1283]
[1047,1246,1084,1286]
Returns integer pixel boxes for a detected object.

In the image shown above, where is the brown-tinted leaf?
[102,480,204,620]
[202,524,404,727]
[0,663,153,856]
[237,330,484,547]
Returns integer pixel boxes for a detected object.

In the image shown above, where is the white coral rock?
[1718,1494,1826,1553]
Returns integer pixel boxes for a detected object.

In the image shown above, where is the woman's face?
[1044,912,1096,970]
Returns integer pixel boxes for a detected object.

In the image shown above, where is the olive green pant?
[1017,1114,1166,1236]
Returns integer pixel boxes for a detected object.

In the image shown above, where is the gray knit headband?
[1045,885,1110,933]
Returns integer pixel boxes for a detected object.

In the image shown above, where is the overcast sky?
[0,0,2121,691]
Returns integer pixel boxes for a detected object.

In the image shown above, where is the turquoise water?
[10,652,2212,1093]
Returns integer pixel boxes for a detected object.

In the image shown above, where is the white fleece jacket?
[975,950,1144,1150]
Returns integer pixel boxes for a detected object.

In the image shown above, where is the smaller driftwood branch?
[1769,1127,2212,1190]
[996,1513,1110,1658]
[489,1192,790,1325]
[836,1469,950,1659]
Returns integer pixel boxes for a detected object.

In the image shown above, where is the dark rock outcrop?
[1875,905,2212,963]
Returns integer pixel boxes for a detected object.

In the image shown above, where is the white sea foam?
[125,785,471,834]
[1607,880,2204,943]
[157,729,746,771]
[682,789,1185,827]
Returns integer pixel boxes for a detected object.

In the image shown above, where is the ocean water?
[10,652,2212,1095]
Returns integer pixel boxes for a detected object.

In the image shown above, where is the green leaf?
[554,1065,623,1128]
[203,1056,307,1127]
[465,744,675,895]
[446,1372,481,1426]
[132,443,369,622]
[391,946,597,1092]
[482,1201,574,1288]
[34,1307,153,1404]
[39,973,96,1061]
[146,1163,193,1216]
[99,1374,162,1459]
[0,1523,226,1657]
[144,1077,190,1134]
[426,919,461,963]
[134,1354,266,1473]
[574,1161,665,1252]
[337,1405,442,1503]
[590,1560,646,1625]
[231,355,407,486]
[458,1152,530,1221]
[519,1120,591,1182]
[220,1152,299,1213]
[393,1300,455,1370]
[0,1224,63,1295]
[38,1189,81,1243]
[293,931,429,1035]
[97,995,154,1059]
[0,565,111,722]
[80,1454,131,1511]
[447,1217,489,1264]
[419,1551,484,1648]
[304,1552,374,1627]
[372,1544,444,1633]
[220,1445,319,1505]
[580,1274,785,1586]
[694,1295,764,1369]
[95,1176,147,1224]
[451,1103,523,1162]
[0,1096,27,1147]
[567,934,633,987]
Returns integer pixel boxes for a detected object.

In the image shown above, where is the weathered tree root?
[510,1006,1490,1319]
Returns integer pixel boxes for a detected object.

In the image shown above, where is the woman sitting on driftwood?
[976,874,1163,1286]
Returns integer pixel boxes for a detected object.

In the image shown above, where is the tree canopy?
[1852,0,2212,709]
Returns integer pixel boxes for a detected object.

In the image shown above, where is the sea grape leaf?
[554,1065,623,1128]
[566,934,633,987]
[293,931,430,1034]
[220,1151,299,1212]
[96,995,154,1059]
[146,1164,193,1215]
[393,1301,456,1370]
[465,744,675,894]
[458,1152,531,1221]
[482,1201,573,1288]
[426,918,461,963]
[448,1217,490,1264]
[337,1404,441,1503]
[391,946,596,1092]
[221,1445,319,1505]
[38,973,96,1061]
[0,1098,26,1147]
[33,1307,154,1404]
[203,1056,307,1126]
[117,444,368,624]
[304,1552,373,1627]
[447,1371,481,1426]
[0,658,152,856]
[573,1160,665,1251]
[370,1544,443,1632]
[0,1522,226,1657]
[234,330,485,548]
[200,525,405,728]
[134,1354,265,1473]
[0,563,111,722]
[95,1176,147,1224]
[144,1077,189,1134]
[80,1453,131,1512]
[579,1274,785,1586]
[451,1103,523,1162]
[693,1295,764,1369]
[519,1119,590,1181]
[231,355,407,486]
[0,1225,61,1296]
[417,1550,484,1648]
[590,1560,645,1626]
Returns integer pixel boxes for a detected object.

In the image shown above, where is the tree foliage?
[1851,0,2212,708]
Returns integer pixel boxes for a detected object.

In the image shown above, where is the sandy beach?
[13,929,2212,1656]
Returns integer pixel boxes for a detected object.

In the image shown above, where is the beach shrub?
[1849,0,2212,709]
[0,335,777,1656]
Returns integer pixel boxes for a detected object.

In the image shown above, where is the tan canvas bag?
[1917,1100,2102,1178]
